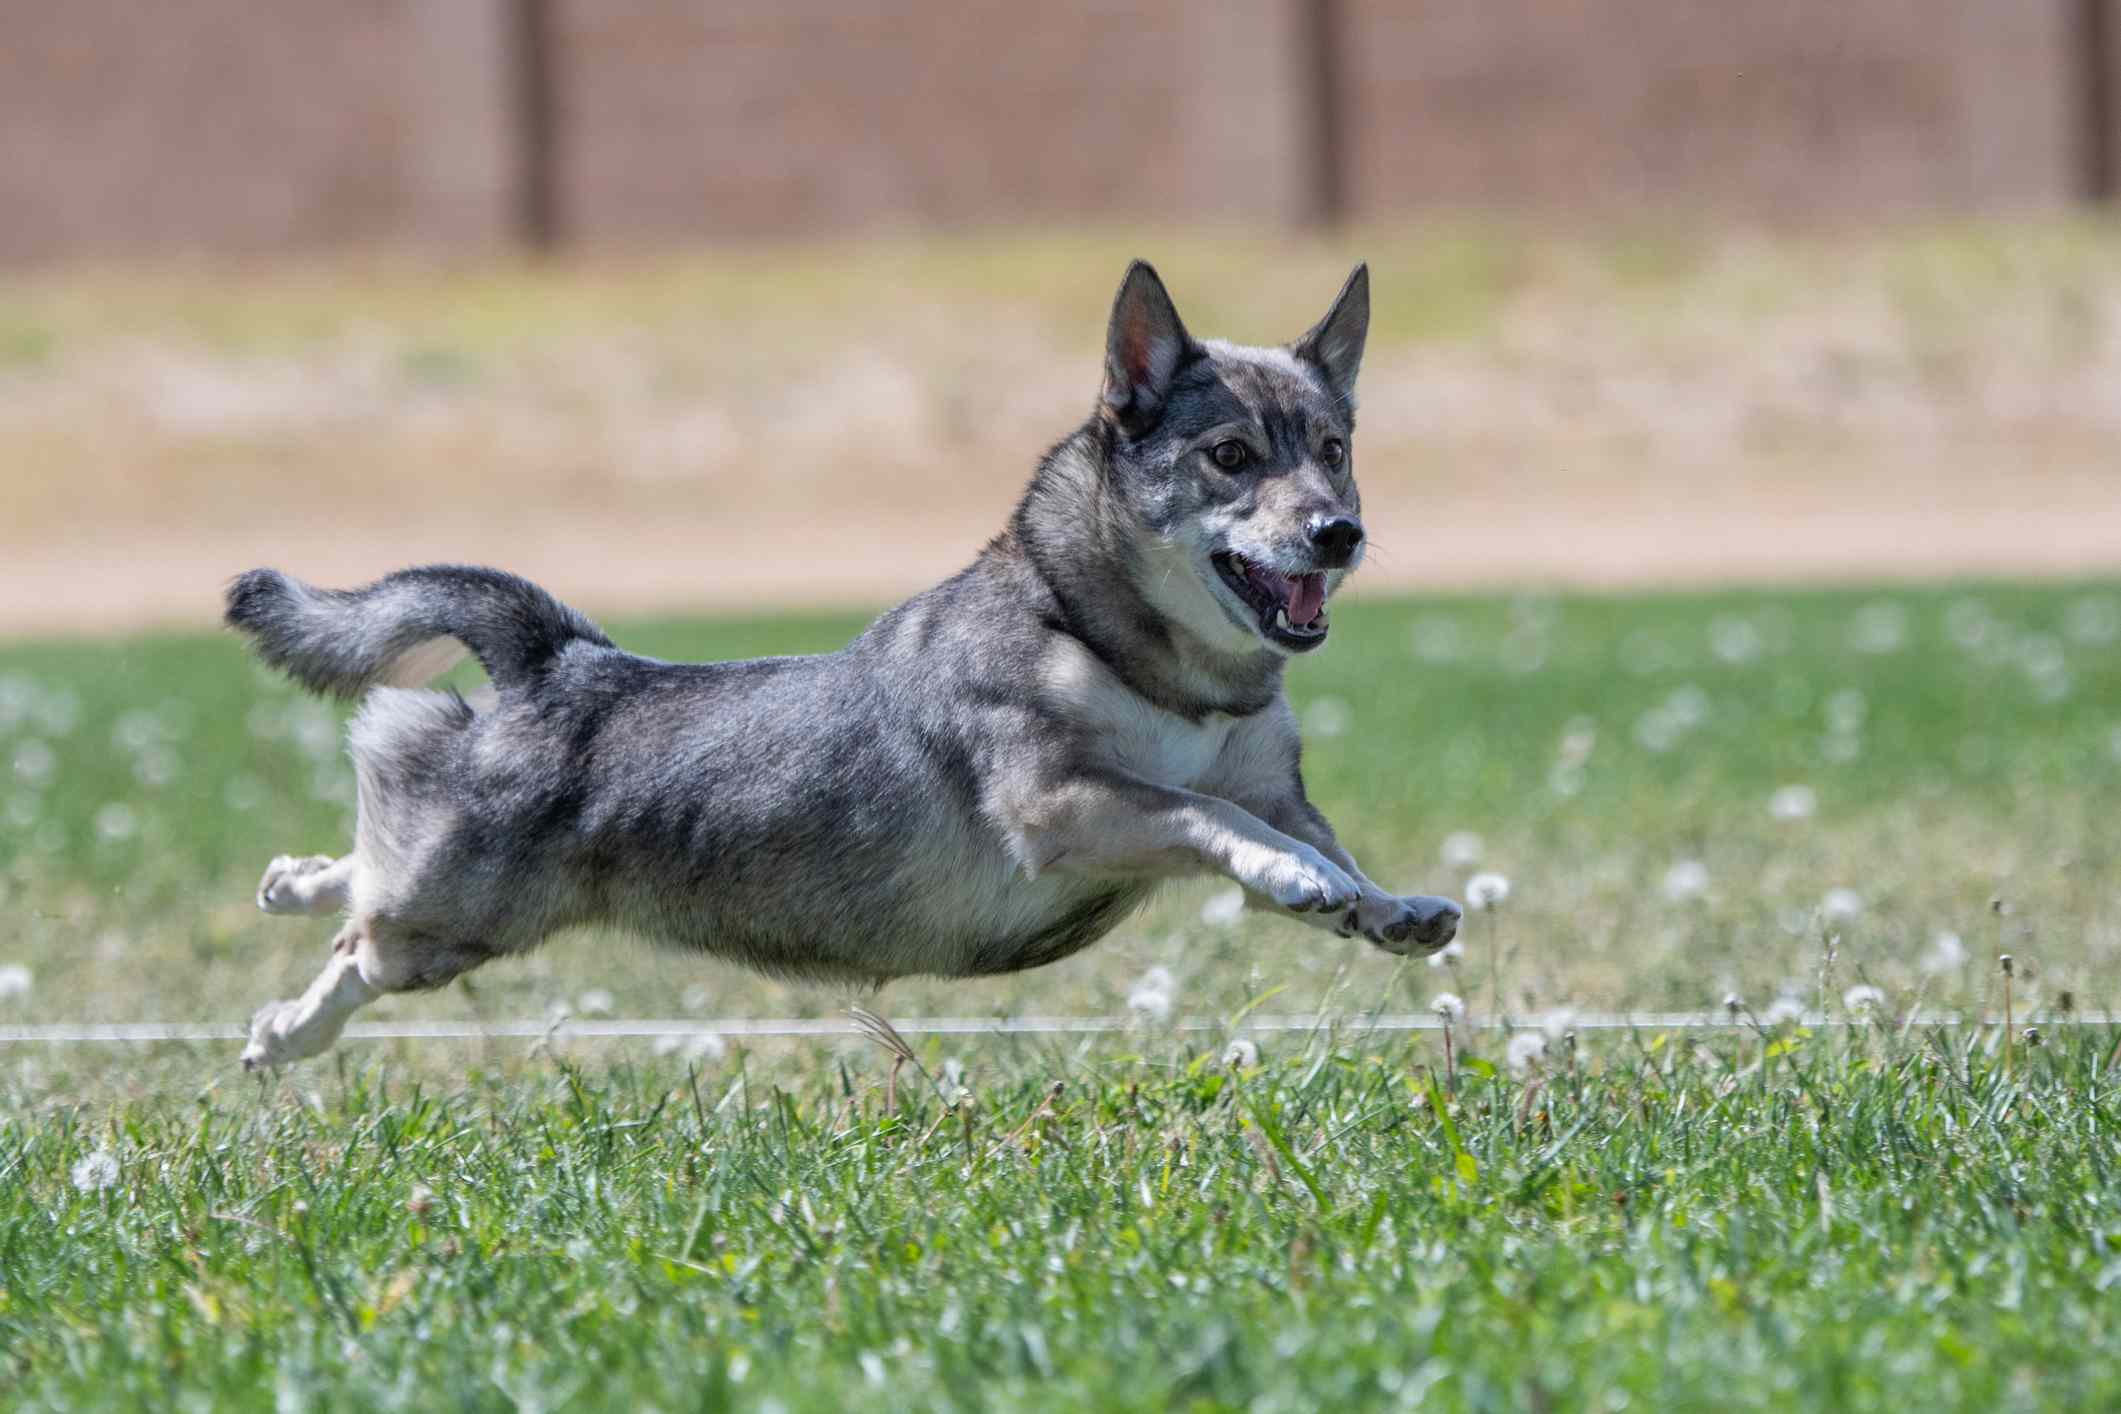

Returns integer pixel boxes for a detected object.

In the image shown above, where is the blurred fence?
[3,0,2117,262]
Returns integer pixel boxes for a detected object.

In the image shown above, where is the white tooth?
[1275,607,1291,631]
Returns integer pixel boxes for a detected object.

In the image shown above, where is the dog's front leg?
[1012,772,1363,917]
[1245,795,1461,956]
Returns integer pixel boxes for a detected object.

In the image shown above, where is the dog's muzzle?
[1211,552,1333,652]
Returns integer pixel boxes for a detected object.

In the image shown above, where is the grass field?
[4,579,2120,1407]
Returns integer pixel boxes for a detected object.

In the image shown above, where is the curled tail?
[225,565,614,699]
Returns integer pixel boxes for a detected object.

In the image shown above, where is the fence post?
[2080,0,2117,201]
[1296,0,1348,228]
[513,0,560,248]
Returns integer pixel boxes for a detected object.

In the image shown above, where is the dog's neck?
[1003,424,1286,723]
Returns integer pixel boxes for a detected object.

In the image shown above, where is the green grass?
[3,580,2121,1407]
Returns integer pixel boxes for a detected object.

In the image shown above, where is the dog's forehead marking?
[1196,340,1345,431]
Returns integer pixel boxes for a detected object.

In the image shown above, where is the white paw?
[240,999,331,1071]
[1345,893,1463,956]
[1255,845,1363,914]
[256,855,335,914]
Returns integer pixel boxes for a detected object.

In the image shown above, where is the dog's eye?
[1211,441,1249,470]
[1321,439,1346,467]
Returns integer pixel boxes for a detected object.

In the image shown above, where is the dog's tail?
[225,565,614,699]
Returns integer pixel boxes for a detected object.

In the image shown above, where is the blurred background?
[3,0,2118,635]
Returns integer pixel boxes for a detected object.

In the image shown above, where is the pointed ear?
[1101,261,1197,432]
[1292,263,1369,410]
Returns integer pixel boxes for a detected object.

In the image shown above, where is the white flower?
[576,989,614,1016]
[71,1150,120,1193]
[1662,860,1709,903]
[1505,1031,1546,1073]
[1769,785,1817,822]
[13,739,56,786]
[1430,992,1466,1021]
[1465,873,1511,910]
[1538,1008,1577,1041]
[1302,696,1352,738]
[1721,991,1744,1015]
[2065,594,2120,645]
[1842,984,1886,1013]
[1425,938,1466,969]
[0,963,30,1000]
[1710,615,1763,664]
[1198,887,1245,927]
[1850,602,1908,655]
[1439,831,1484,869]
[1825,689,1867,734]
[684,1032,727,1061]
[1221,1038,1259,1068]
[1821,888,1863,922]
[1763,996,1806,1025]
[1921,931,1968,975]
[1126,967,1174,1022]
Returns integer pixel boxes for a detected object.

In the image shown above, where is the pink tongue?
[1288,574,1326,627]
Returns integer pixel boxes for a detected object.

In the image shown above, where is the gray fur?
[230,261,1461,1069]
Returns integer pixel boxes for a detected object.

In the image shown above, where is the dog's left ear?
[1102,260,1199,434]
[1292,263,1369,410]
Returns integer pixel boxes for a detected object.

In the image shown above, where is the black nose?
[1308,515,1364,562]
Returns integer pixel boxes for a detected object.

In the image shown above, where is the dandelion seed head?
[94,803,138,843]
[1221,1038,1259,1069]
[1465,873,1511,910]
[0,963,31,999]
[2065,594,2120,646]
[1921,931,1968,975]
[1426,938,1466,969]
[1825,689,1867,735]
[1430,992,1466,1021]
[1439,831,1484,869]
[1662,859,1710,903]
[1539,1008,1577,1041]
[1198,887,1245,928]
[1769,784,1817,821]
[1850,601,1908,654]
[1410,617,1463,663]
[1302,696,1352,738]
[685,1032,727,1061]
[1842,984,1886,1013]
[12,739,56,786]
[1506,1031,1546,1073]
[1764,995,1806,1025]
[71,1150,120,1193]
[576,989,614,1016]
[1821,888,1864,922]
[1722,991,1743,1015]
[1709,615,1763,664]
[1126,967,1175,1022]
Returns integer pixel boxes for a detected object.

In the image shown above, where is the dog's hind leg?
[255,854,355,916]
[240,925,378,1069]
[240,914,494,1070]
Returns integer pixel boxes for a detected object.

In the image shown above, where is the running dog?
[228,261,1462,1068]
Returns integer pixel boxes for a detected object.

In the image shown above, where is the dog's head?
[1097,261,1370,657]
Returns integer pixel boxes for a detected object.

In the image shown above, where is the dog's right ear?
[1101,261,1198,434]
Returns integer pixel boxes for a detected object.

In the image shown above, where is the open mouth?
[1211,552,1330,651]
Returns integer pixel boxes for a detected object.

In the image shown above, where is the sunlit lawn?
[2,579,2119,1408]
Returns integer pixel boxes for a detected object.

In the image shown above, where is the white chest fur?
[1042,638,1235,789]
